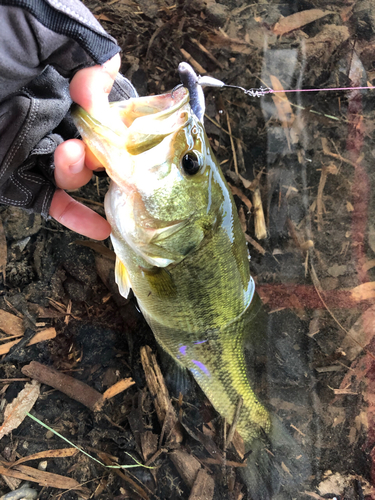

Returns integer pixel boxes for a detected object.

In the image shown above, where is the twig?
[226,114,238,175]
[140,346,183,445]
[190,38,224,69]
[236,136,245,173]
[245,234,266,255]
[180,49,206,75]
[316,165,327,231]
[225,396,243,449]
[21,361,104,411]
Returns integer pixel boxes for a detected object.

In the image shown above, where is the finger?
[50,189,111,240]
[85,146,105,172]
[54,139,95,190]
[70,53,121,118]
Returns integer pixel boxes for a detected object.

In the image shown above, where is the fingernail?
[69,156,85,174]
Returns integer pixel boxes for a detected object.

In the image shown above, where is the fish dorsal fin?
[115,257,132,298]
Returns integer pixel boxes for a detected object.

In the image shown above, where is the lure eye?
[182,152,200,175]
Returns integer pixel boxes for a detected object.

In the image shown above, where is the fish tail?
[241,415,310,500]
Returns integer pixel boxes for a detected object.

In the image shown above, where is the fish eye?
[182,152,200,175]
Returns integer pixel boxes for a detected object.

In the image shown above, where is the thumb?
[69,53,121,119]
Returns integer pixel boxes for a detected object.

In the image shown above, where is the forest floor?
[2,1,375,499]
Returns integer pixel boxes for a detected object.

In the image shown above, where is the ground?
[1,1,375,499]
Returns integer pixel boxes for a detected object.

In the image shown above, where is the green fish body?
[73,79,308,499]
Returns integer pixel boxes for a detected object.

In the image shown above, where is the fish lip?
[112,86,191,124]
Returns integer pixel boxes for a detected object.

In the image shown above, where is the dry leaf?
[0,461,87,491]
[228,183,253,212]
[0,327,56,356]
[363,259,375,273]
[327,264,347,278]
[273,9,332,36]
[12,448,78,466]
[351,282,375,302]
[318,472,350,496]
[0,380,40,439]
[0,309,24,337]
[94,13,115,22]
[270,75,295,127]
[341,305,375,362]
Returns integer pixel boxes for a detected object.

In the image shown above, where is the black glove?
[0,0,137,217]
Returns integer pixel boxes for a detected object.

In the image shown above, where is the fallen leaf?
[318,472,349,496]
[327,263,347,277]
[341,305,375,362]
[0,380,40,439]
[0,309,24,337]
[273,9,332,36]
[363,259,375,273]
[0,327,56,356]
[0,461,88,491]
[228,183,253,211]
[94,13,115,22]
[351,282,375,302]
[270,75,295,126]
[12,448,78,466]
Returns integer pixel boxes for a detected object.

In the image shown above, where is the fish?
[72,63,309,499]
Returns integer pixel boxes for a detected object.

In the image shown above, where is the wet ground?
[1,0,375,499]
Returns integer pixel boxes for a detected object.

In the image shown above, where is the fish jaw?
[72,87,191,189]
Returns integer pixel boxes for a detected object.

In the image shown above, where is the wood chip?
[228,183,252,212]
[0,460,88,491]
[21,361,104,411]
[12,448,78,467]
[188,468,214,500]
[0,328,56,356]
[273,9,332,36]
[351,282,375,302]
[140,346,183,445]
[0,309,24,337]
[102,378,135,400]
[180,49,206,75]
[245,234,266,255]
[169,449,201,488]
[251,185,267,240]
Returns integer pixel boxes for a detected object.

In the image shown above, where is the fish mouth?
[114,86,190,128]
[113,86,191,155]
[72,86,192,186]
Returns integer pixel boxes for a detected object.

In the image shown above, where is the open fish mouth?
[72,86,192,186]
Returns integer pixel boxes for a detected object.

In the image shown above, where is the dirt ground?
[2,0,375,499]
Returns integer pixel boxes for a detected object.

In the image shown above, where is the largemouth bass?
[73,63,308,499]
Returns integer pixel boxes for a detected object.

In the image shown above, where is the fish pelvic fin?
[241,415,310,500]
[115,257,132,298]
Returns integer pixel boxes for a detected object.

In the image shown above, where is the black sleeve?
[0,0,137,217]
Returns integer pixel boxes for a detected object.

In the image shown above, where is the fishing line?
[231,85,375,97]
[195,74,374,97]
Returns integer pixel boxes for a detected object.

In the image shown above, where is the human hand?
[49,54,122,240]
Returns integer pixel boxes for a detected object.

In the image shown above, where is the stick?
[21,361,104,411]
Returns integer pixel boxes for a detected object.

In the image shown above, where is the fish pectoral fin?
[115,257,132,298]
